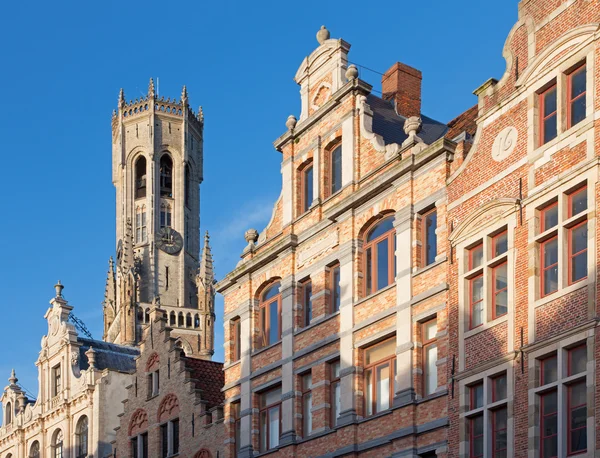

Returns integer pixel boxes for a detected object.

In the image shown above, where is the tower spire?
[122,218,135,270]
[198,231,214,288]
[104,257,116,303]
[118,88,125,109]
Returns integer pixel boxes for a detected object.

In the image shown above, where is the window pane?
[376,364,390,413]
[471,276,484,327]
[571,67,586,98]
[570,188,587,216]
[471,384,484,409]
[263,283,280,301]
[376,238,390,291]
[303,281,312,326]
[570,224,587,282]
[365,339,395,365]
[471,416,484,456]
[570,382,586,409]
[367,218,394,242]
[543,114,558,144]
[494,408,508,453]
[365,248,372,296]
[494,263,508,317]
[260,411,267,452]
[470,244,483,269]
[570,67,587,127]
[365,369,373,416]
[571,96,586,127]
[161,424,168,458]
[424,320,437,340]
[493,374,507,401]
[569,345,587,375]
[543,238,559,268]
[543,437,558,458]
[333,381,341,425]
[304,166,313,212]
[262,388,282,407]
[269,300,279,344]
[542,238,559,296]
[268,407,280,449]
[493,232,508,257]
[542,356,557,384]
[332,266,341,313]
[542,204,558,231]
[424,211,437,265]
[570,427,587,453]
[331,146,342,193]
[543,87,557,116]
[425,344,438,395]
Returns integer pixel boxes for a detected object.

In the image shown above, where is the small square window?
[569,186,587,218]
[540,202,558,232]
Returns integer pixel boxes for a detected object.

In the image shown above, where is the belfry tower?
[103,79,215,359]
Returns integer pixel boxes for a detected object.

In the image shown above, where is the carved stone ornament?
[50,316,60,336]
[194,450,212,458]
[492,126,518,162]
[71,350,79,366]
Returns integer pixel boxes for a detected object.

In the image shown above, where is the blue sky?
[0,0,517,400]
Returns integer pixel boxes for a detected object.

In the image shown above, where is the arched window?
[160,155,173,198]
[29,441,40,458]
[170,312,176,326]
[145,308,150,323]
[178,313,184,327]
[259,282,281,348]
[52,429,63,458]
[135,205,147,244]
[160,203,172,228]
[363,216,396,296]
[76,416,89,458]
[330,145,342,194]
[194,314,200,328]
[135,156,147,199]
[186,313,192,328]
[137,306,144,322]
[5,402,11,424]
[300,161,313,213]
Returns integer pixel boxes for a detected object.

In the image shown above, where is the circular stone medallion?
[492,126,518,162]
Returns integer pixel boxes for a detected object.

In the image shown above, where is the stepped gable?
[181,356,224,409]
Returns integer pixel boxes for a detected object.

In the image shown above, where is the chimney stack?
[382,62,422,118]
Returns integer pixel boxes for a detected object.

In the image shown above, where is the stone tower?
[103,79,214,359]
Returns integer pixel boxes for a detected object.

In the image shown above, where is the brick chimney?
[382,62,422,118]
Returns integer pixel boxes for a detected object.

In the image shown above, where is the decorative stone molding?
[357,95,401,160]
[492,126,518,162]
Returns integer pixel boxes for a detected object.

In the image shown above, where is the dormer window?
[160,155,173,198]
[135,156,147,199]
[52,364,61,397]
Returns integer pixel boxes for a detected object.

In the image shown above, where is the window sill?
[413,256,447,277]
[535,280,588,308]
[294,311,340,336]
[532,116,593,159]
[251,341,282,358]
[146,393,159,401]
[223,359,241,371]
[464,315,508,339]
[353,283,396,308]
[358,408,393,424]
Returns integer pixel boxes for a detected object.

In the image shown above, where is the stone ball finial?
[286,115,297,131]
[346,64,359,81]
[245,229,259,245]
[316,25,330,45]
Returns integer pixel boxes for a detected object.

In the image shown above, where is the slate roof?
[367,94,449,146]
[182,357,224,409]
[78,338,139,373]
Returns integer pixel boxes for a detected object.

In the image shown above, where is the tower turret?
[105,80,211,357]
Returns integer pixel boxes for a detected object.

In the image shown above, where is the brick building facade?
[217,1,600,457]
[113,306,225,458]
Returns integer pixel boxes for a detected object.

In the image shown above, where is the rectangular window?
[540,354,558,386]
[569,186,587,218]
[302,373,313,437]
[568,345,587,376]
[232,402,241,457]
[301,280,312,327]
[330,263,341,313]
[330,361,341,427]
[160,423,168,458]
[469,275,484,329]
[469,243,484,270]
[422,209,437,266]
[492,407,508,458]
[470,382,484,410]
[469,414,484,458]
[331,145,342,194]
[422,318,438,396]
[52,364,61,397]
[232,318,241,362]
[567,64,586,129]
[541,390,558,458]
[492,231,508,258]
[541,202,559,232]
[303,165,313,213]
[364,338,396,416]
[541,236,559,297]
[539,83,558,146]
[568,221,587,284]
[568,382,587,454]
[260,387,282,452]
[147,370,159,398]
[492,262,508,319]
[492,374,507,402]
[160,419,179,458]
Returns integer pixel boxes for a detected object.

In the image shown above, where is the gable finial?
[8,369,17,385]
[316,25,330,45]
[54,280,64,298]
